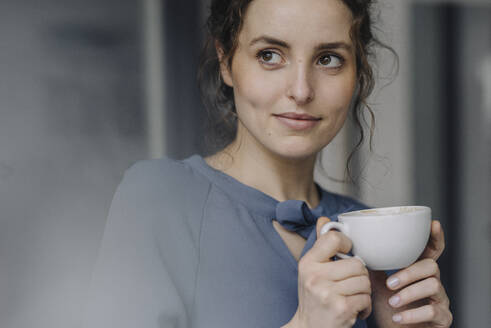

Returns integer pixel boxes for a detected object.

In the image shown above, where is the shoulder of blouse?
[121,156,203,187]
[112,156,213,246]
[86,157,210,327]
[119,156,212,199]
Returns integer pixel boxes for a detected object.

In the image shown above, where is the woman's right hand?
[284,217,372,328]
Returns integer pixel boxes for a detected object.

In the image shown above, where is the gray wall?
[456,7,491,327]
[0,1,145,327]
[0,0,489,327]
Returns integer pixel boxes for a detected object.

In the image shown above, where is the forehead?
[241,0,353,45]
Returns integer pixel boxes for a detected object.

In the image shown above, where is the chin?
[268,139,323,161]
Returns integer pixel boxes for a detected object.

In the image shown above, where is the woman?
[84,0,452,327]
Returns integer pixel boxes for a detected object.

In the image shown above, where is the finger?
[346,294,372,320]
[303,230,352,263]
[316,216,330,238]
[326,258,368,281]
[335,275,371,296]
[388,277,447,308]
[386,258,440,290]
[358,306,372,321]
[392,304,453,326]
[420,220,445,260]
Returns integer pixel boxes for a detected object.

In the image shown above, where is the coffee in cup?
[320,206,431,270]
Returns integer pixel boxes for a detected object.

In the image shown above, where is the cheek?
[232,63,284,110]
[319,76,356,111]
[235,80,267,109]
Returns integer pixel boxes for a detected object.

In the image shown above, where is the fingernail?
[392,314,402,323]
[388,295,400,307]
[387,277,400,288]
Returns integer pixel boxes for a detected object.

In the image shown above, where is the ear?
[215,41,234,87]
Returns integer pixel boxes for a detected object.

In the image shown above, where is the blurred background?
[0,0,489,327]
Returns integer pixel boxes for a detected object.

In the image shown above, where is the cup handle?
[320,222,366,266]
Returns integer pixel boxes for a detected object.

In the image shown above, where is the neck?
[206,124,320,208]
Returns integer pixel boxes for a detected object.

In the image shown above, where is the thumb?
[316,216,331,239]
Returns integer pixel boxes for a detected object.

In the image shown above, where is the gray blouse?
[83,155,369,328]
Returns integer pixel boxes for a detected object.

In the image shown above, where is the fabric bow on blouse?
[274,198,358,259]
[275,200,320,240]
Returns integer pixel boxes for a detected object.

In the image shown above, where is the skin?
[207,0,356,205]
[205,0,453,327]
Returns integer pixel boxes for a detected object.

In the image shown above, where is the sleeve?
[366,314,378,328]
[82,163,190,328]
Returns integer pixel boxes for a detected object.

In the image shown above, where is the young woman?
[84,0,452,327]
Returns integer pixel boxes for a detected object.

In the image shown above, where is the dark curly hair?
[198,0,396,182]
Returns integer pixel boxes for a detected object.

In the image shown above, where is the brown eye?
[257,50,282,65]
[318,54,343,68]
[261,51,273,62]
[319,55,332,66]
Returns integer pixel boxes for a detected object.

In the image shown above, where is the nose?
[286,62,315,105]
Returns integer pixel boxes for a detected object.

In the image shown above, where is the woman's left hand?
[371,220,453,327]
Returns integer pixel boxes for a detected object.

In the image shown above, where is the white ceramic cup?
[320,206,432,270]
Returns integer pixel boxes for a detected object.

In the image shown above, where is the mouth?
[273,112,321,131]
[273,112,321,121]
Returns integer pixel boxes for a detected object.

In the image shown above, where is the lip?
[273,112,321,130]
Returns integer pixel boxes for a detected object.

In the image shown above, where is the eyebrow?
[249,35,353,52]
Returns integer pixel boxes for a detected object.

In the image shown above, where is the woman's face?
[220,0,357,160]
